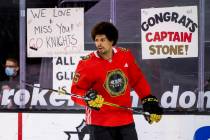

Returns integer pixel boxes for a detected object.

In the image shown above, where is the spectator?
[0,57,19,109]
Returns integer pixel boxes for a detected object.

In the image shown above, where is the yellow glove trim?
[149,114,162,124]
[88,95,104,108]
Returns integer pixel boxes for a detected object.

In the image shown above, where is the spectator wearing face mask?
[0,57,19,109]
[4,58,19,80]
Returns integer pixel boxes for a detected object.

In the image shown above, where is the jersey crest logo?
[104,69,128,97]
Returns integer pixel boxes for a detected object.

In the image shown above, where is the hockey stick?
[22,81,89,100]
[22,81,149,115]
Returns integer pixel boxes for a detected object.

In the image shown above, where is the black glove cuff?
[85,89,100,110]
[85,89,98,101]
[142,95,163,115]
[141,95,158,104]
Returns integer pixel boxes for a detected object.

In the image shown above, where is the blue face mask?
[5,67,15,77]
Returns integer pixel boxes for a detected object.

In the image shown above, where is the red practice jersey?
[71,47,151,126]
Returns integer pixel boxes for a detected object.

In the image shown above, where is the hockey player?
[71,21,163,140]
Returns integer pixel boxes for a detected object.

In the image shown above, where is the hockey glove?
[142,95,163,124]
[85,89,104,110]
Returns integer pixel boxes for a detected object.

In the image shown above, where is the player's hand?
[85,89,104,110]
[142,95,163,124]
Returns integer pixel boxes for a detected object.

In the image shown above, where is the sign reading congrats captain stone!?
[141,6,198,59]
[27,8,84,57]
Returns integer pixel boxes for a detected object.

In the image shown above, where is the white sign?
[27,8,84,57]
[141,6,198,59]
[52,51,92,102]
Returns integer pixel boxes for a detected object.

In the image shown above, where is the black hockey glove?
[85,89,104,110]
[142,95,163,124]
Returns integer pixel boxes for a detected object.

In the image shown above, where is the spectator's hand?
[85,89,104,110]
[7,99,13,109]
[142,95,163,124]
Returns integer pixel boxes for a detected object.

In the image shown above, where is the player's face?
[94,35,113,55]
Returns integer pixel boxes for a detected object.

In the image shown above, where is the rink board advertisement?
[0,113,209,140]
[0,84,209,110]
[141,6,198,59]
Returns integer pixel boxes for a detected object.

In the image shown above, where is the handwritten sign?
[27,8,84,57]
[141,6,198,59]
[52,51,92,102]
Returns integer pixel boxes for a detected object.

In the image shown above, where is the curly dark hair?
[91,21,118,46]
